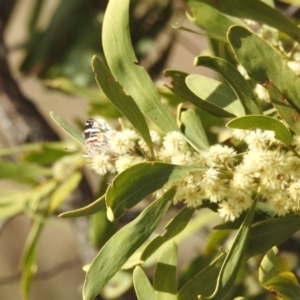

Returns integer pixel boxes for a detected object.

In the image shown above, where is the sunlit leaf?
[178,108,210,151]
[228,26,300,132]
[154,241,177,300]
[186,73,246,117]
[165,70,234,118]
[262,0,275,7]
[59,195,106,218]
[194,56,261,115]
[134,266,157,300]
[227,115,292,144]
[92,56,153,155]
[259,247,300,299]
[102,0,178,133]
[184,0,242,42]
[200,0,300,42]
[50,111,85,145]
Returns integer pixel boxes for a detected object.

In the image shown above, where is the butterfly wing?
[84,118,112,156]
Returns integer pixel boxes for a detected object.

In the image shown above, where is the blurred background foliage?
[20,0,183,119]
[0,1,189,299]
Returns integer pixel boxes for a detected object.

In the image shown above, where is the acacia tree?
[2,1,300,300]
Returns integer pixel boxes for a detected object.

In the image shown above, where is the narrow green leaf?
[23,142,71,164]
[164,70,234,118]
[0,144,39,157]
[264,81,300,135]
[134,266,157,300]
[89,209,116,248]
[0,161,51,184]
[259,247,292,283]
[48,172,82,213]
[92,56,153,155]
[45,77,106,100]
[228,26,300,115]
[25,180,58,214]
[106,162,203,220]
[179,108,210,151]
[200,0,300,42]
[227,115,292,145]
[20,181,57,297]
[154,241,177,300]
[246,214,300,258]
[178,253,226,300]
[0,141,74,164]
[184,0,242,42]
[20,218,45,300]
[186,73,246,117]
[0,194,27,219]
[102,0,178,133]
[259,247,300,299]
[59,195,106,218]
[83,188,175,300]
[141,207,195,262]
[202,199,257,300]
[194,56,261,115]
[50,111,85,145]
[62,174,109,219]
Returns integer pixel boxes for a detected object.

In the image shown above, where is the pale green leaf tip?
[58,211,71,218]
[107,206,115,222]
[193,56,199,66]
[92,55,98,71]
[92,55,97,62]
[82,263,91,272]
[58,212,64,218]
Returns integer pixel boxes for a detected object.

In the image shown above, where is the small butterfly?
[84,118,113,157]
